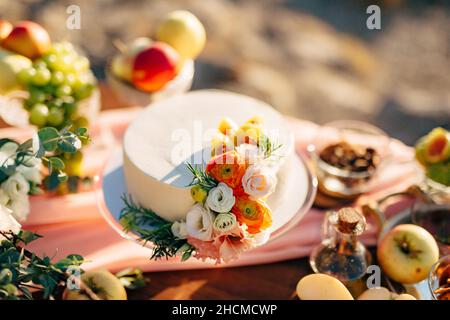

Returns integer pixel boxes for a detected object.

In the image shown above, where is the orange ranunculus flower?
[231,195,272,234]
[206,150,247,189]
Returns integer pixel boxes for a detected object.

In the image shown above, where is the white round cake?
[123,90,298,226]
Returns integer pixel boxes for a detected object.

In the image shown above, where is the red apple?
[0,20,12,43]
[2,21,51,59]
[131,42,180,92]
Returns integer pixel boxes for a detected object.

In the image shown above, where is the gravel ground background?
[0,0,449,145]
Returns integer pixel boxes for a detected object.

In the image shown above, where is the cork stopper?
[336,208,365,234]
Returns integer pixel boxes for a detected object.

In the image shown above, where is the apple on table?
[377,224,440,285]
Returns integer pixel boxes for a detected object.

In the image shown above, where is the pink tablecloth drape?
[1,108,420,272]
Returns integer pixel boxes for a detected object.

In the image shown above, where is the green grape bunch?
[17,42,96,130]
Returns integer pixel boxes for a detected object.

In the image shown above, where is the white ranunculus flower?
[0,189,9,206]
[7,193,30,222]
[242,164,277,199]
[171,221,188,239]
[213,213,237,234]
[0,204,21,240]
[186,204,215,241]
[206,182,235,213]
[1,173,30,199]
[17,162,42,185]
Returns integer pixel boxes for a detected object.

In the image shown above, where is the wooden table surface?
[0,84,313,300]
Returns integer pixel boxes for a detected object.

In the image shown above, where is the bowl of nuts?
[429,255,450,300]
[308,120,390,199]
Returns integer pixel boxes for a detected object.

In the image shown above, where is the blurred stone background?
[0,0,449,145]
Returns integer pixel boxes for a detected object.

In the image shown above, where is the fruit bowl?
[105,59,194,107]
[0,87,100,128]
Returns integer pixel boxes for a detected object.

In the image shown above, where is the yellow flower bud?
[218,117,238,136]
[191,185,207,203]
[211,132,232,156]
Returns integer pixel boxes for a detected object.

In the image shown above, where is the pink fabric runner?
[1,108,421,272]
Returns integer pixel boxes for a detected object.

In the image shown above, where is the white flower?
[236,143,260,165]
[7,193,30,222]
[242,164,277,199]
[0,204,21,240]
[17,162,42,185]
[186,204,215,241]
[0,142,18,166]
[0,189,9,206]
[206,182,235,213]
[1,173,30,199]
[171,221,188,239]
[213,213,237,234]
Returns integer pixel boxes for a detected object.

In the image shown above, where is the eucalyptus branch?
[0,230,84,300]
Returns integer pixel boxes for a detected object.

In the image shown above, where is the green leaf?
[17,139,32,152]
[43,172,60,190]
[18,231,42,245]
[67,254,84,265]
[48,157,65,171]
[75,127,88,137]
[19,286,32,300]
[57,132,80,153]
[181,251,192,262]
[38,127,59,152]
[57,172,68,183]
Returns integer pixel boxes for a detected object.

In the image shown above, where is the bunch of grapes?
[17,41,96,130]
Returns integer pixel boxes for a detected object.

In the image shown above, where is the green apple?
[63,270,127,300]
[377,224,439,284]
[156,10,206,60]
[0,48,32,94]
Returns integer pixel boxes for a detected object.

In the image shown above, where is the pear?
[0,48,32,94]
[296,274,354,300]
[63,270,127,300]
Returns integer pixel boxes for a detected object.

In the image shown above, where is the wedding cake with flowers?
[119,90,312,263]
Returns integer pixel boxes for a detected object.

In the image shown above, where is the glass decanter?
[310,208,371,283]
